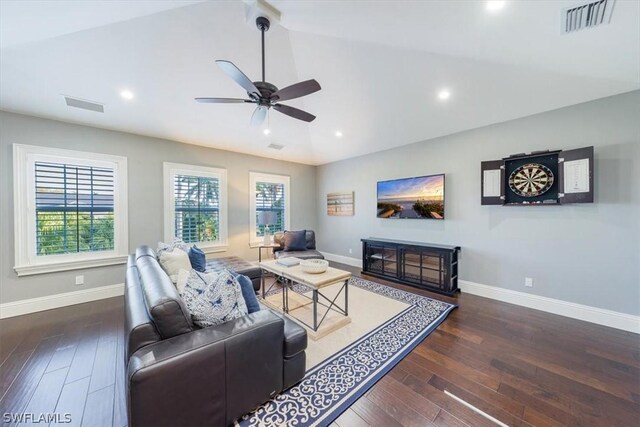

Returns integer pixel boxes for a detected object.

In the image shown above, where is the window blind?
[174,175,220,243]
[35,161,115,255]
[255,182,285,236]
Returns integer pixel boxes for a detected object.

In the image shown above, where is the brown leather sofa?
[125,246,307,427]
[273,230,324,260]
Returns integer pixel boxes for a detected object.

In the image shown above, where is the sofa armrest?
[127,310,285,427]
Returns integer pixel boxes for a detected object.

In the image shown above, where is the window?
[13,144,128,276]
[249,172,290,246]
[164,163,228,252]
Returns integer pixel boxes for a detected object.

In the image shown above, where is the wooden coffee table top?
[259,260,351,289]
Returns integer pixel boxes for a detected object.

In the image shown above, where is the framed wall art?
[327,191,354,216]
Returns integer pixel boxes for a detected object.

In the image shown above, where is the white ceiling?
[1,0,639,165]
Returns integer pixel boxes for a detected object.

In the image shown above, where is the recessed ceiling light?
[486,1,506,12]
[263,128,271,135]
[120,90,134,100]
[438,89,451,100]
[335,130,343,138]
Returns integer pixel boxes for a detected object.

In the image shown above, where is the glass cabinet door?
[366,245,397,277]
[402,248,447,290]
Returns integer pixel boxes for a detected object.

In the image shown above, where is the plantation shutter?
[35,162,115,255]
[174,175,220,243]
[255,182,285,236]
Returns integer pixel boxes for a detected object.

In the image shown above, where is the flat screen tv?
[377,174,445,219]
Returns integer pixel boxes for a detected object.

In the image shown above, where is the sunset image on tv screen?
[377,174,444,219]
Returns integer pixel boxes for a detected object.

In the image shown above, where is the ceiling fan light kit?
[196,8,321,126]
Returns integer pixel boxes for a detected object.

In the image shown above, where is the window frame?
[13,144,129,276]
[249,172,290,247]
[163,162,228,253]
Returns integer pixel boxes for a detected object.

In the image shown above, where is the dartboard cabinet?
[481,146,594,206]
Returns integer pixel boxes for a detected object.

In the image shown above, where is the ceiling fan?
[196,16,321,126]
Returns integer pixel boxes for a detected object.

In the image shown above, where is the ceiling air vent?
[64,96,104,113]
[267,143,284,150]
[562,0,615,33]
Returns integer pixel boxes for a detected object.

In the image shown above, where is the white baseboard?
[459,280,640,334]
[322,252,361,268]
[0,283,124,319]
[322,251,639,334]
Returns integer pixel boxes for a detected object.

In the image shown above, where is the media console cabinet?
[361,238,460,296]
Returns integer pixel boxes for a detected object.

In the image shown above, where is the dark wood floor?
[1,262,638,427]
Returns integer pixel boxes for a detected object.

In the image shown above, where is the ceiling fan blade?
[271,79,321,102]
[195,97,252,103]
[215,60,260,97]
[250,106,268,126]
[273,103,316,122]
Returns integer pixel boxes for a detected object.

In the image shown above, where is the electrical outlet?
[525,277,533,287]
[348,248,353,254]
[75,275,84,286]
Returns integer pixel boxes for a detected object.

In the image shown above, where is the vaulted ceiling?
[1,0,638,165]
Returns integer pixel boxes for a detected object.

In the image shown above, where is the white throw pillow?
[158,248,191,283]
[180,270,248,328]
[176,269,191,294]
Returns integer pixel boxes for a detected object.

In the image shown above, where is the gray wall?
[0,111,317,304]
[316,91,640,316]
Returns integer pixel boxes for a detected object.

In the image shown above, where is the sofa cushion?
[188,245,206,272]
[259,303,307,357]
[236,274,261,313]
[283,230,307,251]
[158,248,191,283]
[282,316,308,357]
[180,270,248,328]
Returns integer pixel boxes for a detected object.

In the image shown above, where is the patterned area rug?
[239,276,457,427]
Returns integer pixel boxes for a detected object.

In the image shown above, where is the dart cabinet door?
[480,146,594,206]
[481,160,504,205]
[558,146,594,204]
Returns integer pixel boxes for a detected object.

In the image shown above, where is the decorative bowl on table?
[300,259,329,274]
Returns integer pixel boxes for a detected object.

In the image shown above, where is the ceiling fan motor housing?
[253,81,278,104]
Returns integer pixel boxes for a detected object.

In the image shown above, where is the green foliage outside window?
[175,175,220,243]
[36,212,114,255]
[256,182,285,237]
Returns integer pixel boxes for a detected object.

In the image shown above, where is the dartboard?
[508,163,554,197]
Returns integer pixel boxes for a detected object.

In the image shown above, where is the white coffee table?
[259,259,351,338]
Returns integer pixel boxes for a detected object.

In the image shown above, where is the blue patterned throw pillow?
[157,238,189,256]
[179,270,248,328]
[188,245,206,272]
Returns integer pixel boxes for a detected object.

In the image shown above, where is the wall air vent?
[562,0,615,33]
[267,143,284,150]
[64,96,104,113]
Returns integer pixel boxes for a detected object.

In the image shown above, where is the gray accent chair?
[273,230,324,260]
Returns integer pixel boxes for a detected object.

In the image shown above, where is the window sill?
[200,245,228,254]
[14,255,129,277]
